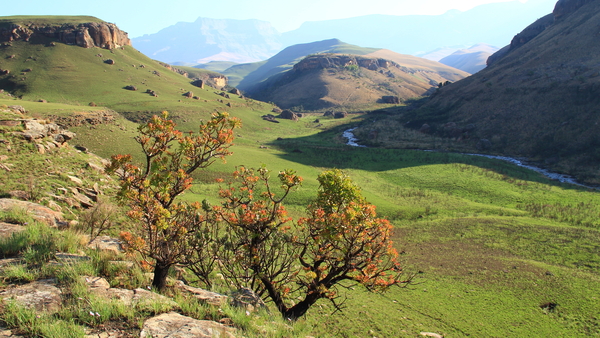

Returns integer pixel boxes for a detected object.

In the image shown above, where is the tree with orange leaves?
[107,111,240,290]
[207,167,409,320]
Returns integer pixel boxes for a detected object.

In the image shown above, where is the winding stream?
[343,128,597,190]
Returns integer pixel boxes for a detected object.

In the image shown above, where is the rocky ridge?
[0,21,130,49]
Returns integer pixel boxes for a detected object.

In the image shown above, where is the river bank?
[342,128,597,190]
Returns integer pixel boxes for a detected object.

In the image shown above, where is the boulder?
[334,111,348,119]
[54,131,76,144]
[279,110,299,121]
[0,279,62,314]
[230,287,266,313]
[191,79,204,89]
[420,333,444,338]
[229,88,241,96]
[140,312,236,338]
[104,59,115,65]
[124,85,137,91]
[21,119,61,140]
[419,123,431,134]
[261,115,280,123]
[0,199,64,227]
[178,283,228,306]
[0,222,24,239]
[87,162,105,173]
[183,91,193,98]
[381,96,400,104]
[88,236,123,254]
[0,327,23,338]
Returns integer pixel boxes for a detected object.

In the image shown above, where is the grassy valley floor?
[1,88,599,337]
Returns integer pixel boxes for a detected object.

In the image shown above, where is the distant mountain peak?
[132,17,282,64]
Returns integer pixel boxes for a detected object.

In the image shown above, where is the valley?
[0,1,599,337]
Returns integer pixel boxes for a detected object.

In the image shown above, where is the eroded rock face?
[0,22,131,49]
[140,312,236,338]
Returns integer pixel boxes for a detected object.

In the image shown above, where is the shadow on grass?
[267,124,592,192]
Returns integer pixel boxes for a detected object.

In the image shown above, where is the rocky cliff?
[292,55,398,73]
[0,21,131,49]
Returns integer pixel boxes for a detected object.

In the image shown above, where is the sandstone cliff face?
[0,22,131,49]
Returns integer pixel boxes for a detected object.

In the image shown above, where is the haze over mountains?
[132,17,282,64]
[132,0,557,66]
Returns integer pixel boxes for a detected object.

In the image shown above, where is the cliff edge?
[0,16,130,49]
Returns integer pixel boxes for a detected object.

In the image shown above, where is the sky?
[4,0,536,38]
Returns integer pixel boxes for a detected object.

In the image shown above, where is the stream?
[342,128,597,190]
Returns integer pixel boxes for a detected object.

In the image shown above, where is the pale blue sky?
[4,0,546,38]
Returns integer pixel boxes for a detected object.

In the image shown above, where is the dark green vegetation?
[1,14,599,337]
[360,0,600,185]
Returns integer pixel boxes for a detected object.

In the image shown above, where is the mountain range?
[132,17,282,64]
[132,0,557,65]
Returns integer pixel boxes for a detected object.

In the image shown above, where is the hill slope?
[371,0,600,184]
[225,38,379,89]
[0,16,261,119]
[249,53,468,111]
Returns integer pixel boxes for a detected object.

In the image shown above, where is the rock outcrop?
[0,279,63,314]
[0,21,131,50]
[0,199,64,227]
[140,312,236,338]
[292,54,400,73]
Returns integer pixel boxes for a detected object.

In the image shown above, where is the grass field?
[1,34,599,337]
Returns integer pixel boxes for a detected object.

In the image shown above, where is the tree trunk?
[152,263,171,291]
[283,293,321,320]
